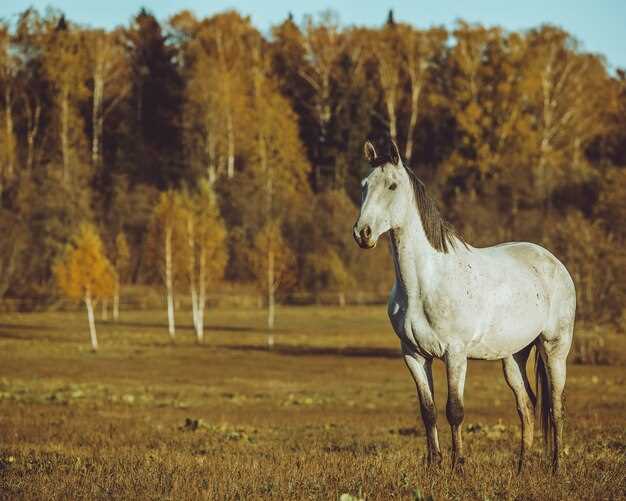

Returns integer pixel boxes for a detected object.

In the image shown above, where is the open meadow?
[0,306,624,500]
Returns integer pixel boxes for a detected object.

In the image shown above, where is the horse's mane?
[404,167,466,254]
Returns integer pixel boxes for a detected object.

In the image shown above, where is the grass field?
[0,306,624,500]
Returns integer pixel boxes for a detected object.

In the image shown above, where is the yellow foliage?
[185,183,229,286]
[53,223,116,302]
[144,191,189,284]
[246,222,296,294]
[114,231,131,275]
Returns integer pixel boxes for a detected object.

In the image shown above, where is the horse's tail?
[535,345,553,457]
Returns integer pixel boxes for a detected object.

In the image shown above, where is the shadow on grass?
[0,323,67,332]
[223,344,400,359]
[110,321,255,333]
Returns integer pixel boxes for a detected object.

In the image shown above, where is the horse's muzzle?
[353,224,376,249]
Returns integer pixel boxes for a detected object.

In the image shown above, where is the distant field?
[0,307,624,500]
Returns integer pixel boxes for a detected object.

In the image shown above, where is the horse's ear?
[389,140,401,166]
[364,141,377,163]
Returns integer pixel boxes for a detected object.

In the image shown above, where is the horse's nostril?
[361,225,372,240]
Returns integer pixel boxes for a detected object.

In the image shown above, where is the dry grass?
[0,306,624,500]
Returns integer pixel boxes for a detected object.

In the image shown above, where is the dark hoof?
[452,456,465,474]
[426,451,443,467]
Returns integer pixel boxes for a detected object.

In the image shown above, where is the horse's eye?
[389,183,397,191]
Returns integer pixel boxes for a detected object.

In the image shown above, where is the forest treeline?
[0,8,624,326]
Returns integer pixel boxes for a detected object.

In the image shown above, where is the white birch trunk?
[113,277,120,321]
[186,215,199,337]
[92,53,104,168]
[165,224,176,341]
[405,82,422,167]
[85,290,98,352]
[386,94,397,144]
[197,249,206,343]
[206,119,217,185]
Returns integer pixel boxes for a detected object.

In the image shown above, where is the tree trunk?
[405,82,422,167]
[113,277,120,321]
[92,58,104,168]
[226,110,235,178]
[186,214,199,337]
[385,94,397,144]
[267,247,275,349]
[61,85,70,186]
[25,98,41,171]
[197,249,206,343]
[206,120,217,185]
[338,291,346,307]
[101,298,108,321]
[85,291,98,352]
[165,224,175,341]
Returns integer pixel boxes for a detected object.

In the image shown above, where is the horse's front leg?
[402,343,442,465]
[445,349,468,471]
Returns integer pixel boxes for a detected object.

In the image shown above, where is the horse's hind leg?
[538,306,574,471]
[502,345,536,473]
[539,336,570,472]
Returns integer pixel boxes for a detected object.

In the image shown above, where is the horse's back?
[485,241,576,336]
[488,241,574,294]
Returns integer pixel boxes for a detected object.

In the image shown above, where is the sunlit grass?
[0,307,624,499]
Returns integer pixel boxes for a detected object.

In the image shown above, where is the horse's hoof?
[452,456,465,474]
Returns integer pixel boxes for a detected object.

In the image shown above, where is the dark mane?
[404,167,466,253]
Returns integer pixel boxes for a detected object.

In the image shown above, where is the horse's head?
[353,137,412,249]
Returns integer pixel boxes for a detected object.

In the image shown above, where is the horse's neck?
[389,209,443,302]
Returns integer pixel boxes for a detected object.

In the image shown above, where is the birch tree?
[42,16,88,186]
[112,231,130,321]
[182,184,227,342]
[85,29,129,168]
[243,43,309,344]
[183,21,250,185]
[53,224,115,351]
[397,26,447,166]
[146,191,187,341]
[525,27,610,221]
[247,222,296,344]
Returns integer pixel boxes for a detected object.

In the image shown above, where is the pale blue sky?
[2,1,625,70]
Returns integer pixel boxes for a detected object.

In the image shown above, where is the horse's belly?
[425,274,549,360]
[464,285,548,359]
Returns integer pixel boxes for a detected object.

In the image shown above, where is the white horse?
[353,137,575,472]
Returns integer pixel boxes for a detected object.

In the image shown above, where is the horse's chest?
[388,295,446,358]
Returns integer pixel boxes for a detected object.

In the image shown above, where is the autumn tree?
[0,24,18,206]
[53,224,115,351]
[303,189,357,305]
[112,231,131,321]
[41,14,89,187]
[525,26,611,228]
[145,191,187,340]
[84,28,129,169]
[242,42,310,340]
[247,222,296,345]
[181,183,228,342]
[181,12,253,184]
